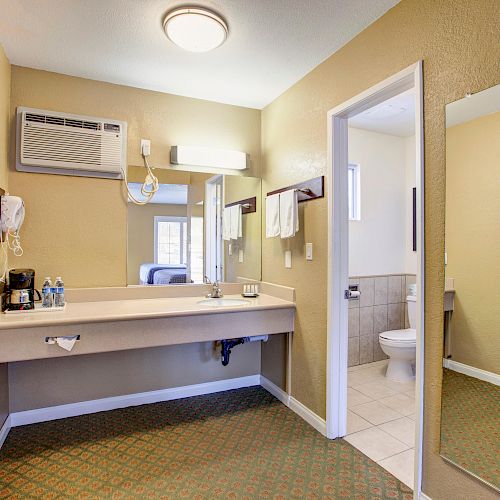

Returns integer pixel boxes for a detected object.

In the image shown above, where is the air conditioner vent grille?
[25,112,103,131]
[25,113,46,123]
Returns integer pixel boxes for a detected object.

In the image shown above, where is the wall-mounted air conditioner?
[16,107,127,179]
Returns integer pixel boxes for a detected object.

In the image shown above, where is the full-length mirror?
[127,166,262,286]
[441,84,500,492]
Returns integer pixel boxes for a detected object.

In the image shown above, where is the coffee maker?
[6,269,41,311]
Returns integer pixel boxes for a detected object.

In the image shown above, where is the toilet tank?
[407,295,417,329]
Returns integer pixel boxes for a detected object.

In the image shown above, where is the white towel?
[279,189,299,238]
[237,206,242,238]
[222,207,231,241]
[229,204,242,240]
[265,194,280,238]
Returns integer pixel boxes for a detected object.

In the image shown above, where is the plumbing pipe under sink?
[220,335,268,365]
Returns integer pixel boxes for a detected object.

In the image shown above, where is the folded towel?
[279,189,299,238]
[222,207,231,241]
[237,206,242,238]
[229,204,242,240]
[265,194,280,238]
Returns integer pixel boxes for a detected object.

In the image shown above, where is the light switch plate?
[228,243,232,256]
[238,249,244,263]
[285,250,292,268]
[306,242,313,261]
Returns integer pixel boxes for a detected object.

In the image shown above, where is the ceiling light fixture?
[163,7,228,53]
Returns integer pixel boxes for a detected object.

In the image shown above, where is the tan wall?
[261,334,287,389]
[0,44,10,428]
[188,172,212,205]
[224,176,262,281]
[9,341,261,412]
[0,45,9,191]
[260,0,500,498]
[8,66,261,289]
[348,127,409,276]
[127,203,188,285]
[128,166,191,186]
[446,112,500,374]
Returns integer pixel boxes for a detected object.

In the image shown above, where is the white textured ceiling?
[349,89,415,137]
[0,0,400,109]
[446,84,500,128]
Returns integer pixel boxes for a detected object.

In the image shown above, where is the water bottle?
[54,277,65,308]
[42,277,53,308]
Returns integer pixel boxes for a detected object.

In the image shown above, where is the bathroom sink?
[197,298,251,308]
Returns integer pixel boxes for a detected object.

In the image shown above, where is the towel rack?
[225,196,257,214]
[267,176,324,203]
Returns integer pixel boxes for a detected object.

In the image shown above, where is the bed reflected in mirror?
[441,83,500,492]
[126,166,261,286]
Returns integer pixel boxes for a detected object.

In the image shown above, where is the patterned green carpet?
[440,368,500,490]
[0,387,412,499]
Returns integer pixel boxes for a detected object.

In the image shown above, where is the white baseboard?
[0,415,11,449]
[5,374,326,448]
[260,375,290,405]
[260,375,327,436]
[443,359,499,386]
[10,375,260,427]
[288,396,327,436]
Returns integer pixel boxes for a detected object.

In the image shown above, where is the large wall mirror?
[127,165,261,286]
[441,84,500,492]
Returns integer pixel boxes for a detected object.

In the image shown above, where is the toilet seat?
[379,328,416,347]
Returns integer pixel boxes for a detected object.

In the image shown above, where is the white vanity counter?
[0,294,293,330]
[0,285,295,363]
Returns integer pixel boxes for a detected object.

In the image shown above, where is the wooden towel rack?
[266,176,324,203]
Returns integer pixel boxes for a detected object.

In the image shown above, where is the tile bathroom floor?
[345,359,416,489]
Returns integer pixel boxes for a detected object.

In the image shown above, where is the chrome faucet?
[205,279,223,298]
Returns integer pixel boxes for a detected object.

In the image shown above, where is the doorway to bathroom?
[326,63,424,497]
[204,175,224,282]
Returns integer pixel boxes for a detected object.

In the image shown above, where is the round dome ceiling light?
[163,7,228,53]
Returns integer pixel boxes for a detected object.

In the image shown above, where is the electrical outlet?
[285,250,292,268]
[141,139,151,156]
[238,249,244,262]
[228,243,232,256]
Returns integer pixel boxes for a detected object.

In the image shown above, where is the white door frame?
[326,62,424,499]
[204,175,224,282]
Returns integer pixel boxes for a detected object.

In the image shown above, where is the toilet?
[379,295,416,382]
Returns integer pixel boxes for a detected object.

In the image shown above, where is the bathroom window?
[348,163,361,221]
[154,216,187,265]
